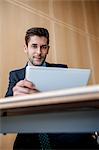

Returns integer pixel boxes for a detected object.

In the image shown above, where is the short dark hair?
[25,27,49,46]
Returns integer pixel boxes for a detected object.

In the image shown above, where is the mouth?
[33,56,43,63]
[34,57,41,61]
[29,56,45,66]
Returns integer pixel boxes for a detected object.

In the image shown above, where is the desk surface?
[0,85,99,133]
[0,85,99,116]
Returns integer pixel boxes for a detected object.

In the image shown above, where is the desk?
[0,85,99,133]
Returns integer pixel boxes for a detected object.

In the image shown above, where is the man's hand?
[13,79,39,96]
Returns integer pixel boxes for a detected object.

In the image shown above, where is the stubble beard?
[29,56,46,66]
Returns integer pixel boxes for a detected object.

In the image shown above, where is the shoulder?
[9,66,26,80]
[10,67,26,74]
[46,62,68,68]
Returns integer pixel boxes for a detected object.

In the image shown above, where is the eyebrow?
[31,44,37,45]
[31,44,47,46]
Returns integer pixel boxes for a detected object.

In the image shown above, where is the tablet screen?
[25,66,91,92]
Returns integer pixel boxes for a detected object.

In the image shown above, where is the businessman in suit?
[5,27,98,149]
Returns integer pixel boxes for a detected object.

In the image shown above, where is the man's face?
[24,35,49,66]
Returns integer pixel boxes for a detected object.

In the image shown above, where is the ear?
[24,44,28,53]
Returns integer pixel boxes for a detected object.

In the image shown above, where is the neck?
[28,61,46,67]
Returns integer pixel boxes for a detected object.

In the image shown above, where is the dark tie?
[38,133,51,149]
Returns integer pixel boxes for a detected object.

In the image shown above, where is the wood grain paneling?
[84,1,99,38]
[53,0,86,31]
[89,39,99,83]
[19,0,50,15]
[0,134,16,150]
[54,24,91,67]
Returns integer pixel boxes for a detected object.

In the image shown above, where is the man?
[5,27,98,149]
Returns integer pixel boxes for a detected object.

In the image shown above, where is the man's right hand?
[13,79,39,96]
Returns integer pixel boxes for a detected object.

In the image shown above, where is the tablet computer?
[25,66,91,92]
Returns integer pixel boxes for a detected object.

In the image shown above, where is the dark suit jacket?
[5,62,98,149]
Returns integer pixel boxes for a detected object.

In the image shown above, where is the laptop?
[25,66,91,92]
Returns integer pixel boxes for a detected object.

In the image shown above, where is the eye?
[32,44,37,49]
[42,45,49,49]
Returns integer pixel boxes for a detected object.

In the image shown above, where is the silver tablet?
[25,66,91,92]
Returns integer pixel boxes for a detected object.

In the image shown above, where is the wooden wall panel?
[81,0,99,84]
[53,1,86,31]
[19,0,50,15]
[54,24,91,68]
[84,1,99,37]
[0,134,16,150]
[89,39,99,83]
[0,0,3,98]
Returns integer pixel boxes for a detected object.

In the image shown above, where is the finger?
[13,85,39,96]
[29,89,40,94]
[13,86,30,94]
[17,80,36,89]
[13,92,28,96]
[14,91,39,96]
[13,89,39,96]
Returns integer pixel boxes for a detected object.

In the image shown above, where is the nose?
[36,46,41,54]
